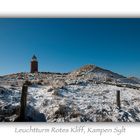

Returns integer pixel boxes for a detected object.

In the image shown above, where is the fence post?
[116,90,121,109]
[18,83,28,121]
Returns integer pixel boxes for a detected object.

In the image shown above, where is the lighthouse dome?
[32,55,37,61]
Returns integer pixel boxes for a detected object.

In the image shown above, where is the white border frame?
[0,0,140,140]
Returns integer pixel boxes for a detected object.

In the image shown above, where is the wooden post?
[116,90,121,109]
[19,84,28,121]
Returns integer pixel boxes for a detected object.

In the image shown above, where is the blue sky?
[0,18,140,77]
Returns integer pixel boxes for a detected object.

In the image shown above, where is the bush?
[54,105,71,118]
[106,78,113,82]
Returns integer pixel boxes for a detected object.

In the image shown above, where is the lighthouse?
[30,55,38,73]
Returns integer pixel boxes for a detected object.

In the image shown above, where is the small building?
[31,55,38,73]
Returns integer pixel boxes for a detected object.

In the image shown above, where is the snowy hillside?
[0,65,140,122]
[68,65,140,85]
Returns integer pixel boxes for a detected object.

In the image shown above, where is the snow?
[1,82,140,122]
[0,65,140,122]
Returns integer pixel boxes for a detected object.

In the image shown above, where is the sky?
[0,18,140,77]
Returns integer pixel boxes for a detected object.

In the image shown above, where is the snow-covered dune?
[0,64,140,122]
[0,83,140,122]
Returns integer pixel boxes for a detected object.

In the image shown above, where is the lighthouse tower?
[31,55,38,73]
